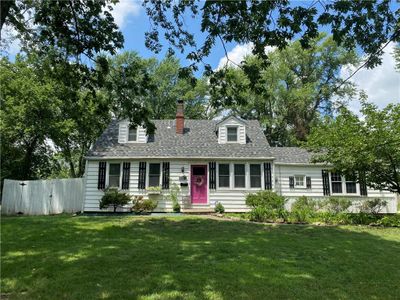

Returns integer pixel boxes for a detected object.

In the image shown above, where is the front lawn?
[1,215,400,299]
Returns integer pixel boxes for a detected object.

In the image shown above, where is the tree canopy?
[306,102,400,194]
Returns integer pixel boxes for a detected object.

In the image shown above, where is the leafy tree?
[143,0,399,73]
[0,56,58,181]
[211,35,358,145]
[306,102,400,194]
[394,45,400,71]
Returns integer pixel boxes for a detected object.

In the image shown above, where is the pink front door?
[191,165,207,204]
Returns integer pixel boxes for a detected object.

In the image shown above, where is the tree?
[211,34,358,145]
[143,0,399,74]
[306,102,400,194]
[0,56,58,181]
[105,52,216,130]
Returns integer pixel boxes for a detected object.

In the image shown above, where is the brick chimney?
[176,100,184,134]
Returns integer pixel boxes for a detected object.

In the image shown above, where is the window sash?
[128,127,137,141]
[331,172,343,193]
[109,163,120,188]
[234,164,245,188]
[227,127,238,142]
[218,164,230,188]
[149,163,160,187]
[250,164,261,188]
[295,175,305,187]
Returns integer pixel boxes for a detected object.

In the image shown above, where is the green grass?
[1,215,400,300]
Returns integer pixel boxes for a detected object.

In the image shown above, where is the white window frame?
[106,161,123,189]
[226,126,239,143]
[294,175,306,189]
[249,163,263,189]
[217,163,231,189]
[127,126,138,143]
[147,162,162,188]
[216,162,264,191]
[329,173,360,196]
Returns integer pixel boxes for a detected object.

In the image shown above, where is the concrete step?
[181,208,214,214]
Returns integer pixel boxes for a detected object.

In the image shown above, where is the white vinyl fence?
[1,178,84,215]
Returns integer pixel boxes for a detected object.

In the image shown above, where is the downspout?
[81,159,89,213]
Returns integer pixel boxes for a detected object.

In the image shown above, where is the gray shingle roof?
[87,119,274,159]
[269,147,313,164]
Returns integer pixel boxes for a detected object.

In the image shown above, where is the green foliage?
[359,198,388,215]
[210,34,358,145]
[246,191,287,222]
[131,196,158,214]
[376,215,400,227]
[146,186,162,192]
[323,197,352,214]
[289,196,316,223]
[214,202,225,214]
[166,184,181,213]
[99,188,131,213]
[306,102,400,194]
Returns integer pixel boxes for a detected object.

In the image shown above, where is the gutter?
[85,156,276,161]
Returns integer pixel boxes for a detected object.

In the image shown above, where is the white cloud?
[216,43,276,70]
[110,0,141,29]
[342,42,400,114]
[0,25,21,55]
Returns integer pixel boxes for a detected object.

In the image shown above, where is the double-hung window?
[295,175,305,187]
[148,163,161,187]
[109,163,121,188]
[128,126,137,142]
[345,174,357,194]
[218,164,230,188]
[250,164,262,188]
[227,127,238,142]
[331,172,342,193]
[234,164,246,188]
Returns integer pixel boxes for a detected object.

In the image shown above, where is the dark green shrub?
[359,198,388,215]
[289,196,316,223]
[166,184,181,213]
[215,202,225,214]
[376,215,400,227]
[347,212,378,225]
[172,202,181,213]
[315,211,336,224]
[131,196,158,214]
[323,197,352,214]
[99,188,131,212]
[246,191,287,222]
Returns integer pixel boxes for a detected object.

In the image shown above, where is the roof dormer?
[118,120,147,143]
[216,116,247,144]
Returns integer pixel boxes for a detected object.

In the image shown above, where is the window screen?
[227,127,238,142]
[109,163,121,187]
[149,163,160,187]
[234,164,245,188]
[250,164,261,188]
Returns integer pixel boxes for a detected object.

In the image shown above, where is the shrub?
[214,202,225,214]
[359,198,388,215]
[99,188,131,212]
[289,196,317,223]
[376,215,400,227]
[323,197,352,214]
[166,184,181,213]
[131,196,158,214]
[246,191,287,222]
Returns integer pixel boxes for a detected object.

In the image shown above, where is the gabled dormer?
[118,120,147,143]
[216,116,247,144]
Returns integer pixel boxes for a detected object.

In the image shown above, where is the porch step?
[181,208,214,214]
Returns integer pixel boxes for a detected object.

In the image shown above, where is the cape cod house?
[83,100,397,213]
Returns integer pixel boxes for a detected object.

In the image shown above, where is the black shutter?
[97,162,106,190]
[209,162,216,190]
[322,170,330,195]
[306,176,312,189]
[359,172,368,196]
[264,162,272,190]
[122,162,130,190]
[289,176,294,189]
[162,162,170,190]
[138,162,146,190]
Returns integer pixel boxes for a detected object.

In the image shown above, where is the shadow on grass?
[1,215,400,300]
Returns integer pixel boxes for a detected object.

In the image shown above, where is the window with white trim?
[109,163,121,188]
[148,163,161,187]
[128,126,137,142]
[345,173,357,194]
[234,164,246,188]
[294,175,305,187]
[218,164,230,188]
[250,164,262,188]
[331,172,343,193]
[227,127,238,142]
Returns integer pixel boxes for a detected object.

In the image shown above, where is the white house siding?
[118,120,147,143]
[217,118,246,144]
[276,164,397,213]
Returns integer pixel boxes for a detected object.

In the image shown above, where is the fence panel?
[1,178,84,215]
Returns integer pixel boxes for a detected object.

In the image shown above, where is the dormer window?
[128,126,137,142]
[227,126,238,142]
